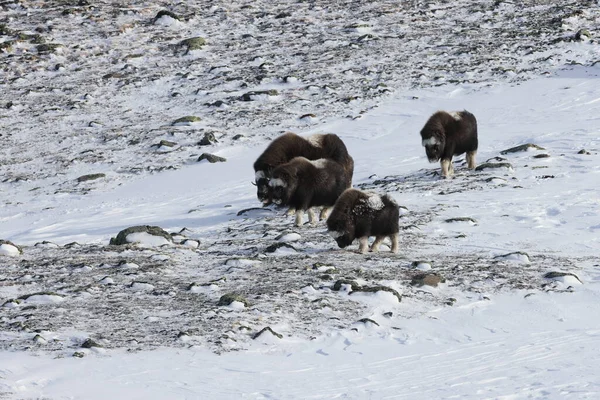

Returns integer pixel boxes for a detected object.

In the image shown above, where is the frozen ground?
[1,1,600,399]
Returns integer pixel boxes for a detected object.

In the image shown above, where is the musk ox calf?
[420,110,478,178]
[327,188,399,254]
[268,157,351,226]
[253,132,353,205]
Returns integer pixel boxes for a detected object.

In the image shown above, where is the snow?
[1,1,600,398]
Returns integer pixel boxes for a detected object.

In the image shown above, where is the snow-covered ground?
[2,1,600,398]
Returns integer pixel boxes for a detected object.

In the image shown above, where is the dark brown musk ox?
[268,157,351,226]
[326,188,400,254]
[420,110,478,178]
[253,132,354,205]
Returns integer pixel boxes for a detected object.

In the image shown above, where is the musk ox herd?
[253,110,478,253]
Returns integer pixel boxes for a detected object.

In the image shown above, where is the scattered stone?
[154,140,177,148]
[77,173,106,183]
[33,334,47,345]
[36,43,63,54]
[240,90,279,101]
[500,143,545,154]
[0,240,22,256]
[109,225,173,246]
[265,242,297,253]
[73,352,85,358]
[544,271,583,284]
[411,273,445,288]
[252,326,283,339]
[475,162,513,171]
[533,153,550,159]
[81,338,103,349]
[574,29,591,41]
[486,156,508,163]
[536,175,555,179]
[445,298,457,306]
[350,286,402,302]
[153,10,181,23]
[444,217,477,224]
[355,318,380,327]
[34,241,60,248]
[236,207,273,217]
[333,279,360,292]
[180,37,206,52]
[411,260,432,271]
[218,293,249,307]
[198,132,218,146]
[172,116,201,125]
[197,153,226,163]
[275,232,301,242]
[577,149,591,155]
[494,251,531,263]
[383,312,393,317]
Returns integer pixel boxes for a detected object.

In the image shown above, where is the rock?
[198,132,218,146]
[240,90,279,101]
[77,173,105,182]
[73,352,85,358]
[252,326,283,339]
[172,116,201,125]
[411,260,432,271]
[544,271,582,284]
[578,149,591,155]
[533,153,550,158]
[218,293,249,307]
[333,279,360,291]
[153,10,181,23]
[411,273,445,287]
[494,251,530,263]
[357,318,379,326]
[574,29,591,41]
[444,217,477,224]
[500,143,545,154]
[0,240,23,256]
[265,242,297,253]
[81,338,103,349]
[109,225,173,246]
[475,162,513,171]
[36,43,63,54]
[154,140,177,148]
[236,207,273,217]
[197,153,226,163]
[180,37,206,52]
[350,286,402,302]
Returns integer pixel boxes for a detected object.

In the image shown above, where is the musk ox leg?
[441,159,453,178]
[294,210,304,227]
[358,237,369,254]
[319,207,331,221]
[286,207,296,216]
[370,235,385,252]
[389,233,399,254]
[307,208,318,225]
[466,151,477,169]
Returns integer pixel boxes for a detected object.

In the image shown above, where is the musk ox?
[253,132,353,205]
[420,110,478,178]
[327,188,400,254]
[268,157,351,226]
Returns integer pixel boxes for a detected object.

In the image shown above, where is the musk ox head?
[421,134,445,163]
[268,169,296,206]
[255,170,272,205]
[327,219,355,249]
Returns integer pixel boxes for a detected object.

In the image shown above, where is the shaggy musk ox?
[420,110,478,178]
[327,188,400,254]
[253,132,353,205]
[268,157,351,226]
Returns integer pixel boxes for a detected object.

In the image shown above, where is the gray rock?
[180,37,206,52]
[109,225,173,245]
[77,173,105,182]
[0,239,23,254]
[240,90,279,101]
[172,116,201,125]
[197,153,226,163]
[218,293,249,307]
[265,242,296,253]
[411,273,445,287]
[154,10,181,23]
[350,286,402,302]
[81,338,103,348]
[500,143,545,154]
[333,279,360,291]
[445,217,477,224]
[198,132,218,146]
[252,326,283,339]
[475,162,513,171]
[544,271,582,283]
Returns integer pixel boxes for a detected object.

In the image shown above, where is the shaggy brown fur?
[420,110,478,178]
[269,157,351,226]
[253,132,353,205]
[326,188,400,254]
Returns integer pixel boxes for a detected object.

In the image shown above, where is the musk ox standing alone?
[253,132,354,205]
[327,188,400,254]
[420,110,478,178]
[269,157,351,226]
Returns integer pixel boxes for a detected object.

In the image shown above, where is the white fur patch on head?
[307,134,324,147]
[255,170,266,181]
[366,194,385,210]
[449,111,462,121]
[268,178,287,188]
[309,158,329,169]
[422,137,438,147]
[328,230,345,239]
